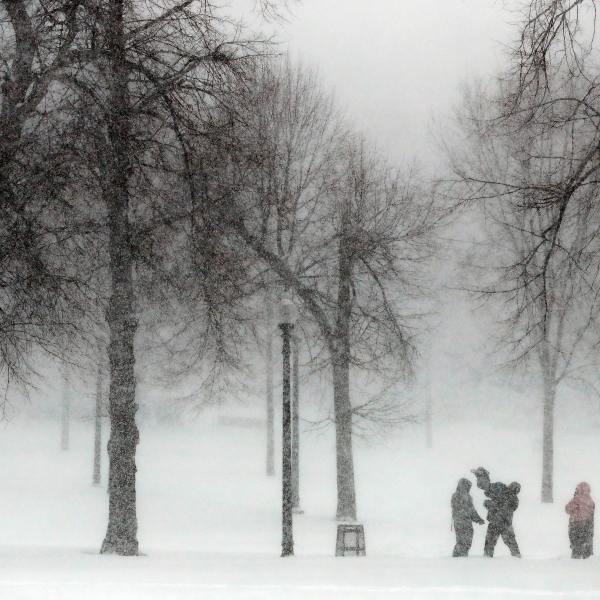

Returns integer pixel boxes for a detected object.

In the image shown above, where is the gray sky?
[229,0,522,387]
[264,1,517,328]
[270,0,517,166]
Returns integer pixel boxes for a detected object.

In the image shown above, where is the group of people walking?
[451,467,595,559]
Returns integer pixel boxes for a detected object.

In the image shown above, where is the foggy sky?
[224,0,530,406]
[265,1,520,375]
[275,0,516,167]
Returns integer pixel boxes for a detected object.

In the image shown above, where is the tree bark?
[538,336,557,504]
[100,0,139,556]
[93,361,103,486]
[333,196,357,522]
[541,371,556,504]
[266,301,275,476]
[280,323,294,556]
[0,0,34,168]
[332,355,356,521]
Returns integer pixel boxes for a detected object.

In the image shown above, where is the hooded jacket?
[566,482,595,523]
[452,478,483,525]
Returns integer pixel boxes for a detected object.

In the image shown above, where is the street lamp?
[279,297,296,557]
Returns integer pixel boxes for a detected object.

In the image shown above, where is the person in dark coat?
[451,478,485,557]
[501,481,521,553]
[566,482,594,559]
[471,467,521,558]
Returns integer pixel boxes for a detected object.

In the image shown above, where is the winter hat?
[457,478,472,491]
[471,467,489,479]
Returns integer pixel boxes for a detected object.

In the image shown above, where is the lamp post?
[279,298,295,557]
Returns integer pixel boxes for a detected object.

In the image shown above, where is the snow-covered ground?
[1,411,599,599]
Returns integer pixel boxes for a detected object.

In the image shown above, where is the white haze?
[3,1,600,598]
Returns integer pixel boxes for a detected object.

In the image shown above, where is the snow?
[1,413,600,599]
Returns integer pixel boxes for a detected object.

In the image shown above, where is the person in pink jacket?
[566,482,595,559]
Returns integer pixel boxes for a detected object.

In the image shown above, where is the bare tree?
[198,60,437,520]
[499,0,600,269]
[0,0,100,390]
[29,0,269,555]
[492,197,600,503]
[446,78,600,502]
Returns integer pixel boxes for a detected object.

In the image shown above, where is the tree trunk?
[266,301,275,476]
[332,195,357,522]
[332,355,356,521]
[0,0,33,169]
[60,373,70,451]
[93,360,103,486]
[291,335,300,510]
[100,0,139,556]
[279,323,294,556]
[541,374,556,504]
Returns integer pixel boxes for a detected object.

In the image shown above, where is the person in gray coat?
[452,478,485,557]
